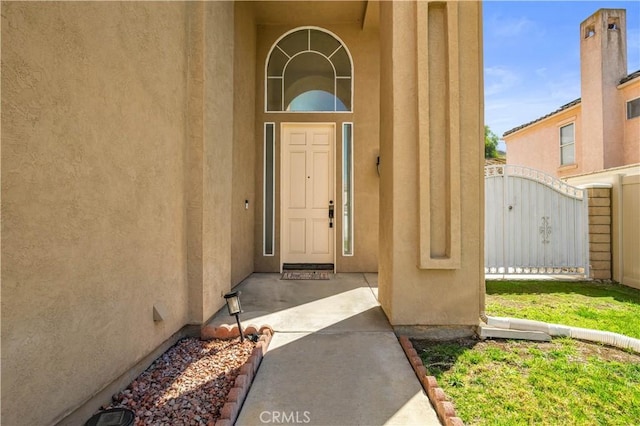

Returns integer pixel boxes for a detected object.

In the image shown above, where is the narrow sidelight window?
[342,123,354,255]
[264,123,275,256]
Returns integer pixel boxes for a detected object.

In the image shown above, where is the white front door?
[281,123,335,266]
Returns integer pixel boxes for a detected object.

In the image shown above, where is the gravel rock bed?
[102,337,256,426]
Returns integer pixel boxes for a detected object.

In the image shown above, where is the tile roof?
[503,98,581,137]
[620,69,640,85]
[503,70,640,138]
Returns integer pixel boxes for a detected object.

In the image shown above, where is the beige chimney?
[580,9,627,171]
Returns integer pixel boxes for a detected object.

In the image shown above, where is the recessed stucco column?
[378,0,484,336]
[187,2,235,324]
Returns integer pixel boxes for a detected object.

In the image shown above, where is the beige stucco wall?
[201,2,236,321]
[1,0,487,422]
[1,2,239,424]
[378,1,484,329]
[565,164,640,288]
[1,3,190,424]
[231,3,257,285]
[185,2,235,324]
[505,105,583,178]
[253,23,380,273]
[621,174,640,288]
[620,80,640,165]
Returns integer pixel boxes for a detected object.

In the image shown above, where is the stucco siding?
[184,1,236,325]
[201,2,235,322]
[0,1,488,422]
[231,3,257,286]
[565,165,640,288]
[1,2,190,425]
[505,106,583,177]
[506,77,638,176]
[378,1,484,327]
[620,81,640,165]
[378,3,395,317]
[621,174,640,288]
[580,9,627,172]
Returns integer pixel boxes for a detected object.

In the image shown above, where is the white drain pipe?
[480,313,640,353]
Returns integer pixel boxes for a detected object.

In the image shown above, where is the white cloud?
[484,66,520,96]
[486,14,546,40]
[485,66,582,138]
[492,16,536,38]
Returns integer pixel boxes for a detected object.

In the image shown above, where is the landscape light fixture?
[85,408,134,426]
[224,291,244,342]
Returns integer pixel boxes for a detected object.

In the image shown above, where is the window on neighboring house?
[627,98,640,119]
[560,123,575,165]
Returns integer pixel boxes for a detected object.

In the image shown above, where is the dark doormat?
[281,270,332,280]
[282,263,334,271]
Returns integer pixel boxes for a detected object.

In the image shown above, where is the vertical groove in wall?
[446,2,461,267]
[416,0,430,267]
[428,3,448,258]
[417,1,461,269]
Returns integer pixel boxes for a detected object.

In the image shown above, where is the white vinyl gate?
[485,165,589,275]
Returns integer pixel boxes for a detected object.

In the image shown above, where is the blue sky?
[484,1,640,150]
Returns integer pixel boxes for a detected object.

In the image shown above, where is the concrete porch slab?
[207,273,440,425]
[207,273,390,333]
[236,331,441,426]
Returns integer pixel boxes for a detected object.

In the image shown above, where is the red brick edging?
[398,335,464,426]
[200,324,274,426]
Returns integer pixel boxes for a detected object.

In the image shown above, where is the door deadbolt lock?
[329,200,334,228]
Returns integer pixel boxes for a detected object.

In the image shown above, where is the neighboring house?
[1,2,485,425]
[504,9,639,178]
[503,9,639,288]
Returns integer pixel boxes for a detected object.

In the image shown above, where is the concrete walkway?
[206,273,440,426]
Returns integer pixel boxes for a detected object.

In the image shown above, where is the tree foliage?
[485,125,499,158]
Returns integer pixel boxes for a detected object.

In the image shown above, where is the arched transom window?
[266,27,353,112]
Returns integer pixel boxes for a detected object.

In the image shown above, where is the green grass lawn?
[414,338,640,425]
[412,281,640,425]
[486,280,640,339]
